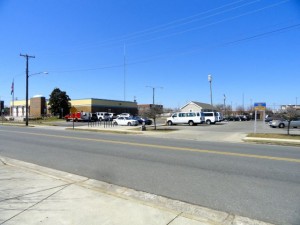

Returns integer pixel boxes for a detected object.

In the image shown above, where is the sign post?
[253,102,266,133]
[70,106,77,130]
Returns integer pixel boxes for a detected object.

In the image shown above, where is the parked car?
[214,112,224,122]
[96,112,110,121]
[202,112,217,124]
[89,113,98,122]
[131,116,152,125]
[269,118,300,128]
[224,116,241,121]
[108,113,117,121]
[265,117,273,122]
[238,115,248,121]
[112,116,138,126]
[117,113,131,118]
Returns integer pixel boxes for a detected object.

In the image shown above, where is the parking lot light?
[208,74,213,107]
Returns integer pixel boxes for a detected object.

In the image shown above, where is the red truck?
[65,112,90,122]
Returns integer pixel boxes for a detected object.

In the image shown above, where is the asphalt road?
[0,125,300,225]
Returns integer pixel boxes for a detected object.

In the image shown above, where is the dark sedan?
[131,116,152,125]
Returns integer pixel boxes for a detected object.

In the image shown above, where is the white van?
[166,112,205,126]
[202,112,218,124]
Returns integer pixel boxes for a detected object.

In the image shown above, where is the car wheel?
[113,122,118,125]
[206,120,211,125]
[278,123,285,128]
[167,121,173,126]
[127,122,132,126]
[188,121,194,126]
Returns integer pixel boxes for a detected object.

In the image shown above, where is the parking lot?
[149,119,300,143]
[15,118,299,143]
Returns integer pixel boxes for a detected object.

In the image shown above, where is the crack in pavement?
[166,212,183,225]
[0,183,72,225]
[0,183,71,203]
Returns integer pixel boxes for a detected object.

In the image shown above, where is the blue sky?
[1,0,300,110]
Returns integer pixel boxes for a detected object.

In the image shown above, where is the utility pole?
[242,93,245,112]
[20,54,35,126]
[223,94,226,117]
[123,44,126,101]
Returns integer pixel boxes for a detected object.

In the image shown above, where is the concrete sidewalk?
[0,156,274,225]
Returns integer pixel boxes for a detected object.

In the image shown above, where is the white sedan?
[112,117,138,126]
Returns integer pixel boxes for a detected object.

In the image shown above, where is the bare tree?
[281,107,299,135]
[235,105,245,115]
[141,105,163,130]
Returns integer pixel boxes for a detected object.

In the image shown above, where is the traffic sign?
[254,102,266,111]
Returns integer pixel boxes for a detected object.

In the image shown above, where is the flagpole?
[12,79,14,117]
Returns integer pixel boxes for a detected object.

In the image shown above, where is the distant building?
[280,104,300,111]
[10,97,138,117]
[70,98,138,115]
[10,96,47,117]
[138,104,163,115]
[180,101,216,112]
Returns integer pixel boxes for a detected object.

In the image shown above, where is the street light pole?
[146,86,163,105]
[223,94,226,117]
[208,74,213,107]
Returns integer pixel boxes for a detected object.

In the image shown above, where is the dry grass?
[247,133,300,140]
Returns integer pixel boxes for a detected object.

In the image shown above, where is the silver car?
[269,118,300,128]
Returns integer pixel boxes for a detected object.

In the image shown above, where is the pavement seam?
[0,184,71,225]
[221,213,235,225]
[166,212,183,225]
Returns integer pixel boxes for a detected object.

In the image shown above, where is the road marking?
[1,129,300,163]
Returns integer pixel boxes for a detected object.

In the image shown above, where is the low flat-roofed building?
[11,97,138,117]
[71,98,138,115]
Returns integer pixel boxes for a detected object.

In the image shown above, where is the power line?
[59,0,252,50]
[126,0,291,47]
[46,22,300,74]
[40,0,268,55]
